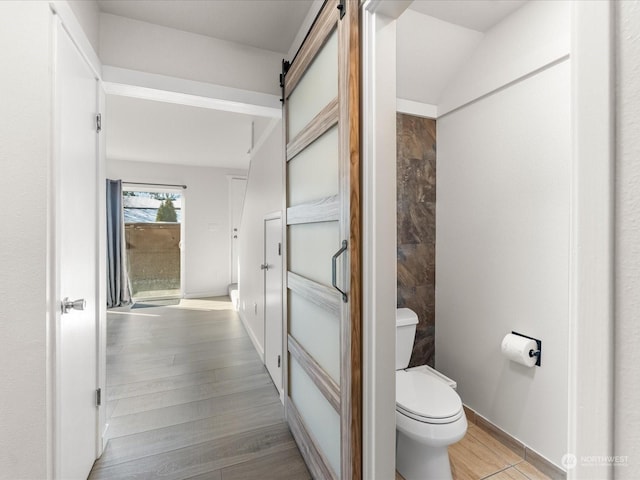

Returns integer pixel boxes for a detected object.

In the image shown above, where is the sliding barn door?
[282,1,360,479]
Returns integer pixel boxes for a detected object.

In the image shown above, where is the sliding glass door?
[123,186,183,301]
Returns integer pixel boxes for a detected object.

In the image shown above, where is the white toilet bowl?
[396,369,467,480]
[394,309,467,479]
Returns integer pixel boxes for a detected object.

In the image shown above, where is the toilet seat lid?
[396,370,462,421]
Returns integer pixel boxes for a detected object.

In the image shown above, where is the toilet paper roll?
[501,333,538,367]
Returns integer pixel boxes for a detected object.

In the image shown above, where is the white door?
[230,177,246,284]
[55,18,99,479]
[264,216,283,394]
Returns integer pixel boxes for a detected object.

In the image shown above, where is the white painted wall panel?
[99,13,283,96]
[434,0,571,115]
[0,2,51,478]
[68,0,99,53]
[614,0,640,474]
[437,0,570,115]
[396,10,482,106]
[237,120,283,353]
[396,2,569,116]
[435,60,571,467]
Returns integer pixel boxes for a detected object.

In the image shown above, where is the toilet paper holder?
[511,331,542,367]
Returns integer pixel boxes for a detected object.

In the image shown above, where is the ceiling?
[102,0,527,170]
[99,0,314,170]
[397,0,529,105]
[409,0,527,32]
[106,95,271,170]
[97,0,313,53]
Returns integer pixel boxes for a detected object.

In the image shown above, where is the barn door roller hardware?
[279,59,291,103]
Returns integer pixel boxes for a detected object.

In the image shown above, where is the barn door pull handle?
[331,240,348,303]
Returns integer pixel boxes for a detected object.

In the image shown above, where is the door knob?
[61,297,86,314]
[260,263,270,271]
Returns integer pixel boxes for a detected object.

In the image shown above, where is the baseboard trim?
[183,289,228,299]
[237,310,264,362]
[101,422,110,453]
[463,405,567,480]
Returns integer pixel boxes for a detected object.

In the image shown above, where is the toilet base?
[396,430,453,480]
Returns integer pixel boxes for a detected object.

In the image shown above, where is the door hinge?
[277,355,281,368]
[96,113,102,133]
[278,242,282,256]
[96,387,102,407]
[337,0,346,19]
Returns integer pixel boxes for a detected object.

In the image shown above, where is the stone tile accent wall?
[397,113,436,367]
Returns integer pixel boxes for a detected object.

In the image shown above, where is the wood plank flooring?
[396,423,553,480]
[90,297,310,480]
[95,296,554,480]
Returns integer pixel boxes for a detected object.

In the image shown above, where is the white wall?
[0,2,51,478]
[437,0,570,115]
[99,13,284,96]
[615,0,640,474]
[434,3,571,468]
[67,0,99,53]
[286,0,324,60]
[237,120,283,355]
[106,159,246,298]
[362,8,400,478]
[395,2,570,114]
[396,9,482,106]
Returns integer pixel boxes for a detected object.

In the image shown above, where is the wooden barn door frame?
[281,0,361,478]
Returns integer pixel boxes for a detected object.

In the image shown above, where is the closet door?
[282,1,360,479]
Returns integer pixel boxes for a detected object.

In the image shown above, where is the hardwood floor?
[396,422,553,480]
[448,423,552,480]
[94,296,554,480]
[90,297,310,480]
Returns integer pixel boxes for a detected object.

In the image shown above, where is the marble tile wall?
[397,113,437,367]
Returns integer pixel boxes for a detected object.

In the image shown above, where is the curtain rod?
[123,181,187,190]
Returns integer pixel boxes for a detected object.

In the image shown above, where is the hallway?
[89,297,309,479]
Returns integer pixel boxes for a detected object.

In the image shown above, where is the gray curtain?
[106,179,132,308]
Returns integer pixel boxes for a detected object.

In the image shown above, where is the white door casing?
[360,0,615,478]
[53,17,99,479]
[264,215,283,395]
[229,177,247,285]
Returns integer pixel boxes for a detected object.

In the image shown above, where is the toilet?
[396,308,467,480]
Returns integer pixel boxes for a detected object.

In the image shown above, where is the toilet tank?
[396,308,419,370]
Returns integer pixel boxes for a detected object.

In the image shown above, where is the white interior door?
[55,18,99,479]
[264,216,283,394]
[230,177,246,284]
